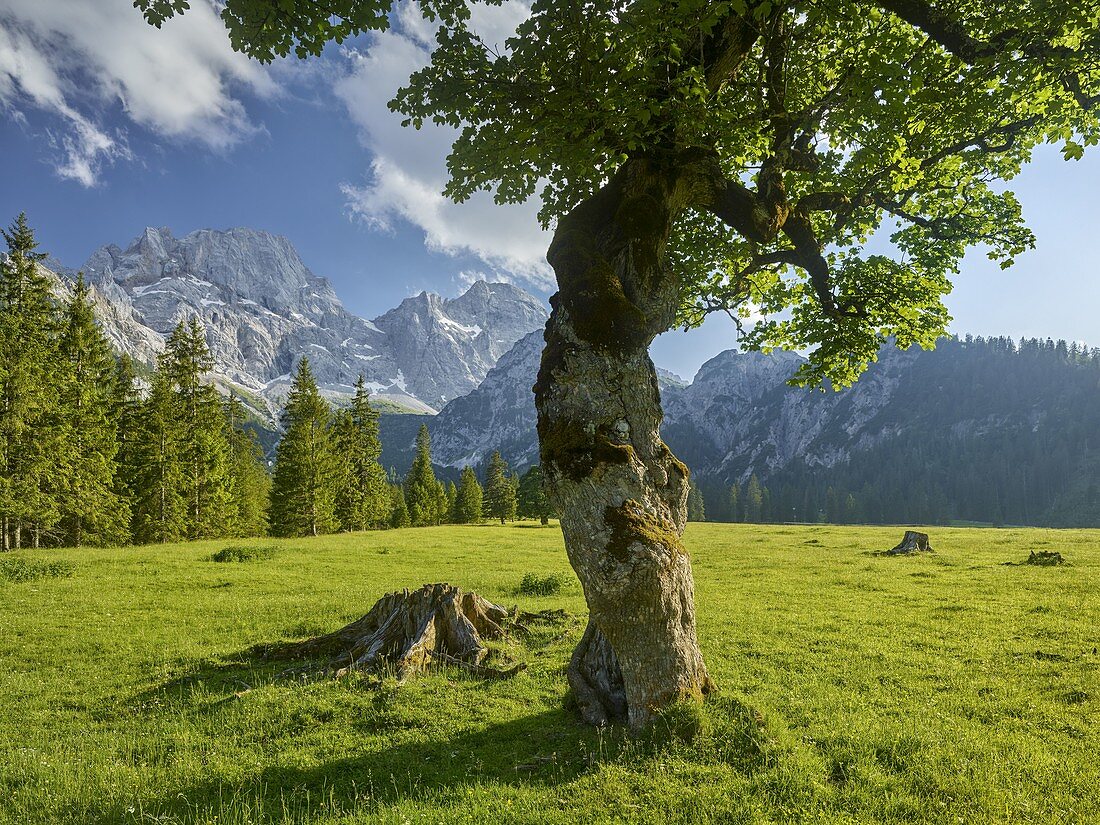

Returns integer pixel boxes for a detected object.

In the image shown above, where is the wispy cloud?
[333,2,554,291]
[0,0,276,185]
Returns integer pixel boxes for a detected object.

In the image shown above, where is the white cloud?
[334,2,554,291]
[0,0,275,185]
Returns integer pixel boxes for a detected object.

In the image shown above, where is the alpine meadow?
[0,0,1098,822]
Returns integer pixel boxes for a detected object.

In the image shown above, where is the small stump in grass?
[887,531,933,555]
[277,582,523,679]
[1025,550,1064,566]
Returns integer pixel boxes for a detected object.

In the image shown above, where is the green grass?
[0,523,1096,824]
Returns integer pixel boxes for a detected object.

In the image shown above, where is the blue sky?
[1,1,1097,381]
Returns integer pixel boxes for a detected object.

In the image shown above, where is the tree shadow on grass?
[83,705,611,824]
[87,641,779,824]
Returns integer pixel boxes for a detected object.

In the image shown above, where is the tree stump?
[279,583,520,679]
[1025,550,1064,566]
[887,531,933,555]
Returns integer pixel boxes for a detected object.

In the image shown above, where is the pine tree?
[130,370,188,544]
[161,319,234,539]
[517,465,553,525]
[453,466,484,524]
[443,481,458,524]
[404,424,445,526]
[0,214,63,549]
[728,483,741,523]
[111,355,142,513]
[745,475,764,523]
[224,395,271,537]
[333,376,389,531]
[389,484,410,528]
[56,274,129,546]
[686,480,706,522]
[483,451,517,524]
[270,358,342,537]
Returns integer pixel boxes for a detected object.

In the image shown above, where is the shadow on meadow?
[89,646,781,824]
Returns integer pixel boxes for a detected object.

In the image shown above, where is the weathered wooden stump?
[279,583,521,679]
[887,530,933,555]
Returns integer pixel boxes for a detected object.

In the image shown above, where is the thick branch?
[700,14,761,93]
[875,0,1014,63]
[704,178,775,243]
[782,212,841,318]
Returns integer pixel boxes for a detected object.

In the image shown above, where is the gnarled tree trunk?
[534,158,715,729]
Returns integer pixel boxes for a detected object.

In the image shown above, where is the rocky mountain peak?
[54,226,549,417]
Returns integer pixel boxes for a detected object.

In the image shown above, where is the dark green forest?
[0,213,540,546]
[698,336,1100,527]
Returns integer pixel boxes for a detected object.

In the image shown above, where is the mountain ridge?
[46,225,548,418]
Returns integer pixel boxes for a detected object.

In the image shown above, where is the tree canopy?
[139,1,1099,386]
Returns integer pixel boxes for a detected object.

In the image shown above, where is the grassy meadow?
[0,523,1096,824]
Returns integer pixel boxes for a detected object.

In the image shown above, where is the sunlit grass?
[0,522,1096,823]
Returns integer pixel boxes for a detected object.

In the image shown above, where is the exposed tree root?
[277,583,517,680]
[567,620,627,726]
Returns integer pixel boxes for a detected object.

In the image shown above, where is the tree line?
[0,215,555,548]
[269,358,556,536]
[698,335,1100,527]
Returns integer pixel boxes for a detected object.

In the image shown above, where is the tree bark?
[534,158,715,729]
[277,583,518,679]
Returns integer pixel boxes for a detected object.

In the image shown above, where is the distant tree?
[56,274,129,546]
[334,376,389,531]
[224,395,271,537]
[404,424,446,526]
[744,475,764,524]
[0,214,62,549]
[161,319,234,539]
[483,451,517,524]
[844,493,861,525]
[389,484,410,529]
[728,484,741,523]
[452,466,483,524]
[130,371,187,544]
[270,358,341,537]
[517,465,554,525]
[111,354,143,531]
[443,481,458,524]
[686,480,706,522]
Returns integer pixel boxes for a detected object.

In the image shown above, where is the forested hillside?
[725,336,1100,527]
[386,331,1100,528]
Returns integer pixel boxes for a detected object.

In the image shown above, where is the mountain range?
[46,225,1100,527]
[383,332,1100,527]
[46,226,547,419]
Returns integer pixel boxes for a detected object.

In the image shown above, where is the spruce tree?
[224,395,271,537]
[517,465,553,525]
[443,481,458,524]
[130,370,188,544]
[161,319,234,539]
[483,451,517,524]
[745,475,764,524]
[269,358,341,537]
[389,484,410,528]
[333,376,389,531]
[56,274,129,546]
[452,466,483,524]
[403,424,445,526]
[112,355,142,508]
[686,480,706,522]
[728,484,741,523]
[0,214,63,549]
